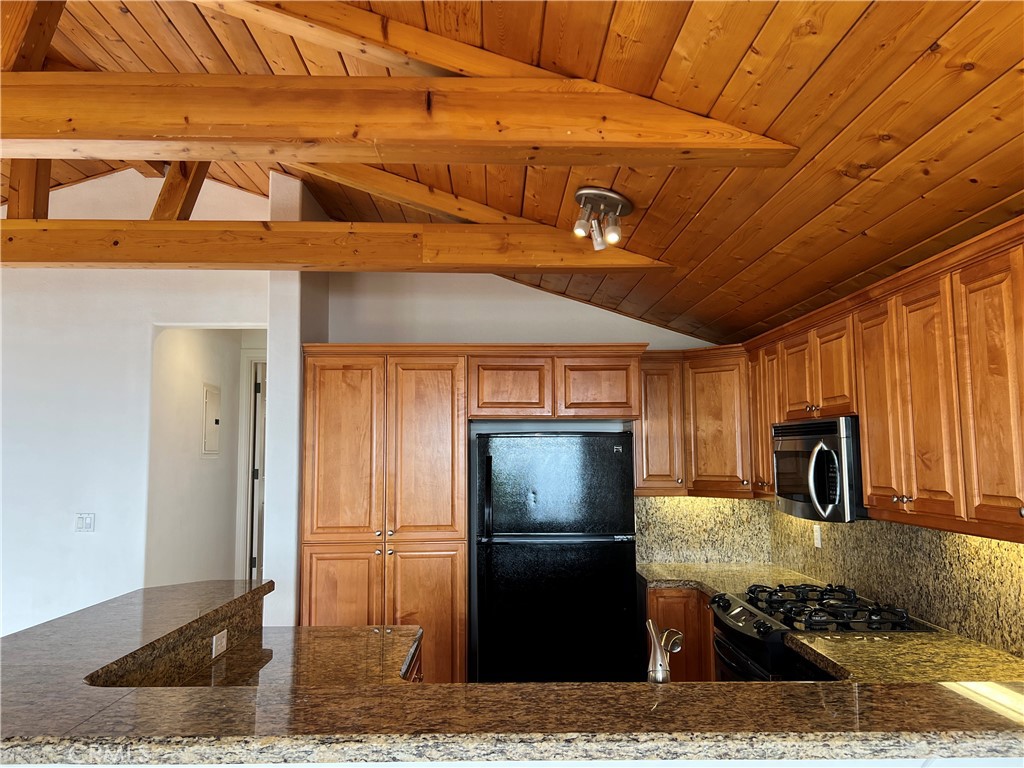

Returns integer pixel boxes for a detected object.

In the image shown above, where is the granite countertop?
[636,562,1024,683]
[3,577,1023,764]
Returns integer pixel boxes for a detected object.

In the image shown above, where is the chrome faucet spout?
[646,618,683,683]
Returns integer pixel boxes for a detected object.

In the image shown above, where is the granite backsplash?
[636,496,1023,657]
[634,496,772,564]
[770,510,1024,658]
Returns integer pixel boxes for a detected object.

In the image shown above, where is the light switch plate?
[212,629,228,658]
[813,524,822,549]
[75,513,95,533]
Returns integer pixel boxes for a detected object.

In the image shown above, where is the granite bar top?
[636,562,1024,683]
[3,576,1023,764]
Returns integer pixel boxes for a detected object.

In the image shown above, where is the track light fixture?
[571,187,633,251]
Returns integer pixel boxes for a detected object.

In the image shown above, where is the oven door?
[712,629,771,682]
[773,434,849,522]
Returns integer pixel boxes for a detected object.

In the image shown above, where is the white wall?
[1,171,270,635]
[328,273,708,348]
[144,328,246,587]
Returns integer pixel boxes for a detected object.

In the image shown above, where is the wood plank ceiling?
[1,0,1022,343]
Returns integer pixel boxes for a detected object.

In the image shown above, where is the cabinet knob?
[374,549,382,555]
[374,530,382,537]
[1019,507,1024,518]
[385,628,392,634]
[387,530,395,536]
[892,495,900,504]
[813,404,821,411]
[805,405,812,412]
[901,495,914,504]
[675,478,683,484]
[387,549,394,555]
[741,479,750,486]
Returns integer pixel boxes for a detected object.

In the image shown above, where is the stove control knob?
[710,594,732,611]
[753,620,773,637]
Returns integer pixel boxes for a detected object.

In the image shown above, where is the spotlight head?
[572,202,592,238]
[590,217,607,251]
[604,211,621,245]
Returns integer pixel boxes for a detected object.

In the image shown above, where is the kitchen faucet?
[646,618,683,683]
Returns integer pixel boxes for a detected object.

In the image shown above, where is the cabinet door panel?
[854,301,905,514]
[815,315,857,416]
[897,278,964,521]
[646,588,713,682]
[302,356,385,541]
[684,354,751,495]
[302,544,383,627]
[954,247,1024,532]
[468,356,553,417]
[749,345,781,496]
[780,333,815,420]
[386,356,467,541]
[555,357,640,417]
[386,542,467,683]
[636,359,685,492]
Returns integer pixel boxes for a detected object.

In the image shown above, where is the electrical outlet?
[212,629,228,658]
[813,524,822,549]
[75,513,96,533]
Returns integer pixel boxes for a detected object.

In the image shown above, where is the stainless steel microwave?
[772,416,866,523]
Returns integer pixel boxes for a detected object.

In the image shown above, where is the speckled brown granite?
[4,579,1021,763]
[770,508,1024,657]
[635,496,772,564]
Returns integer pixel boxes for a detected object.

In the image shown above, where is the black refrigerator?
[468,429,646,683]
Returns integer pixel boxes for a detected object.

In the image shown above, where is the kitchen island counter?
[3,579,1022,764]
[637,562,1024,683]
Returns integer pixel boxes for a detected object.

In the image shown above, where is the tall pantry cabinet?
[300,349,467,683]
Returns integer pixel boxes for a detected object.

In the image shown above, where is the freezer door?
[477,433,635,536]
[471,539,645,683]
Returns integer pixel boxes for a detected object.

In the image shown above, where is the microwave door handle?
[807,440,836,520]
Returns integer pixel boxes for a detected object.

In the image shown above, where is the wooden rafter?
[6,158,51,219]
[150,161,211,220]
[0,73,798,167]
[1,1,65,72]
[193,0,554,78]
[0,220,675,273]
[287,163,533,224]
[129,161,168,179]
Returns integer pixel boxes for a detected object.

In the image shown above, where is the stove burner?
[742,583,927,633]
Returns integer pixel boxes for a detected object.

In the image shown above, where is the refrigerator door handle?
[483,455,494,539]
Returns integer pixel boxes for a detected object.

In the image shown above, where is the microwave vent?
[772,419,847,438]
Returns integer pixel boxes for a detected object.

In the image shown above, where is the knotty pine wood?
[2,1,66,72]
[149,161,210,220]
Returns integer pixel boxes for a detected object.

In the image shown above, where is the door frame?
[235,350,267,580]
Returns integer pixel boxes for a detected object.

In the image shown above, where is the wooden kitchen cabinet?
[301,542,467,683]
[386,356,467,542]
[952,246,1024,539]
[467,347,643,418]
[635,354,685,494]
[748,343,781,498]
[855,280,964,526]
[300,348,469,681]
[646,588,714,682]
[683,347,752,497]
[301,356,386,543]
[468,356,553,417]
[781,316,857,420]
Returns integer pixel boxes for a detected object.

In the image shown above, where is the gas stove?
[742,582,934,633]
[708,583,934,682]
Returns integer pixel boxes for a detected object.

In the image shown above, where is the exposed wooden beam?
[150,161,211,220]
[2,1,65,72]
[6,158,51,218]
[0,220,675,273]
[193,1,554,78]
[0,73,798,167]
[287,163,533,224]
[129,161,168,179]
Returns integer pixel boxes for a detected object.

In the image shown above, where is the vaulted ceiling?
[1,1,1022,343]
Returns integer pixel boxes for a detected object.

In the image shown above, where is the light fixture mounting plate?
[574,186,633,216]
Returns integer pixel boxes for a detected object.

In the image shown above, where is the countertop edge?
[3,729,1021,764]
